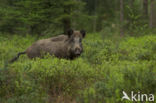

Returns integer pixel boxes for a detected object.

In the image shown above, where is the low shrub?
[0,33,156,103]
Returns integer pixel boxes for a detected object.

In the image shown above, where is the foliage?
[0,0,85,35]
[0,33,156,103]
[0,0,155,35]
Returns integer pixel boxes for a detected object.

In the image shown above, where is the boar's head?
[67,29,86,58]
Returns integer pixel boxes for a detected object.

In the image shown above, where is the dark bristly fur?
[9,29,86,63]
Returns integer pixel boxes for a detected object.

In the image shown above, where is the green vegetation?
[0,0,156,35]
[0,0,156,103]
[0,33,156,103]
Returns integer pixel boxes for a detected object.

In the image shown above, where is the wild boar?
[10,29,86,63]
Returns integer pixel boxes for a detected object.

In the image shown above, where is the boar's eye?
[69,38,74,43]
[79,39,82,42]
[80,30,86,38]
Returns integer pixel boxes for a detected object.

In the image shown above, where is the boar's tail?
[9,51,26,63]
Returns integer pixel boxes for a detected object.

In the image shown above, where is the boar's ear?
[80,30,86,38]
[67,29,73,38]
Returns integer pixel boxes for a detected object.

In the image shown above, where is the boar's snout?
[75,48,81,56]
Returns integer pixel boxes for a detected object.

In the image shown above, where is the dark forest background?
[0,0,156,35]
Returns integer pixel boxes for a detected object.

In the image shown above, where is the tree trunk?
[149,0,154,28]
[93,15,97,33]
[63,19,71,34]
[130,0,135,8]
[143,0,148,20]
[120,0,124,36]
[93,0,97,32]
[153,1,156,27]
[63,5,71,34]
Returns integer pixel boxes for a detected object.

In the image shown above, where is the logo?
[122,91,154,102]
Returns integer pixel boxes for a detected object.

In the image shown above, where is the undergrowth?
[0,33,156,103]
